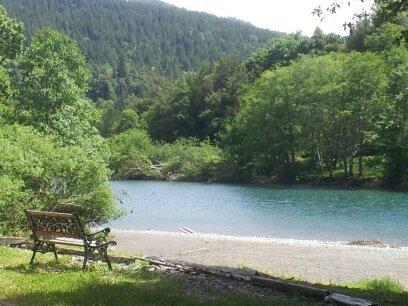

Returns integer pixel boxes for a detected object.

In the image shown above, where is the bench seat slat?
[35,230,82,240]
[39,238,98,247]
[27,210,74,218]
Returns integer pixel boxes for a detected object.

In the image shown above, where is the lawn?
[1,246,408,305]
[0,247,304,306]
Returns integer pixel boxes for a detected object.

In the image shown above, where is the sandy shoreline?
[112,229,408,286]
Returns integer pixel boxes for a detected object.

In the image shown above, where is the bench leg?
[97,246,112,271]
[82,247,88,270]
[29,242,39,265]
[52,244,58,260]
[104,247,112,271]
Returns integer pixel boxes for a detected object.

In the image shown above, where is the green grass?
[287,276,408,305]
[237,267,408,305]
[1,246,407,305]
[337,278,408,305]
[0,247,304,306]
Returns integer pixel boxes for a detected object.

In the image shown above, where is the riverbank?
[116,177,408,192]
[112,230,408,286]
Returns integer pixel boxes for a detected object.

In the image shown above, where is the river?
[109,180,408,245]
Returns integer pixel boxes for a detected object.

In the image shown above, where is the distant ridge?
[0,0,281,75]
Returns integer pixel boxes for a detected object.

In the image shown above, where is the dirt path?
[112,230,408,286]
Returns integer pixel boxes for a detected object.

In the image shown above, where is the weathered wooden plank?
[325,293,379,306]
[26,210,74,218]
[178,227,189,234]
[181,227,196,234]
[0,237,30,246]
[251,276,330,298]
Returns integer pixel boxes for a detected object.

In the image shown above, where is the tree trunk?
[344,158,348,177]
[316,147,324,178]
[349,157,354,177]
[329,160,333,179]
[285,154,292,182]
[358,154,363,177]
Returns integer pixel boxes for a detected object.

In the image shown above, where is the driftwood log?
[251,276,330,298]
[325,293,379,306]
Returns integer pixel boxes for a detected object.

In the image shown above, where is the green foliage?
[151,139,225,181]
[348,20,406,52]
[373,0,408,29]
[147,53,249,142]
[15,28,97,145]
[365,22,406,51]
[228,52,390,182]
[0,6,117,235]
[109,129,225,181]
[146,79,193,142]
[0,5,23,63]
[0,5,22,122]
[116,109,141,134]
[0,0,277,76]
[97,105,143,137]
[245,34,313,79]
[0,0,280,130]
[0,66,10,102]
[0,66,12,123]
[109,129,156,180]
[245,32,345,80]
[380,46,408,185]
[312,27,346,53]
[0,125,116,235]
[347,19,374,52]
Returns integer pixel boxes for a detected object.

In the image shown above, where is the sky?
[161,0,374,36]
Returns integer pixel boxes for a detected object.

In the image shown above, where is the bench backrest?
[26,210,85,240]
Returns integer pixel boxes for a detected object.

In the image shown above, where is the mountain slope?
[0,0,280,76]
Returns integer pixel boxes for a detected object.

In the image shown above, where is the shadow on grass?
[4,256,408,305]
[3,258,286,306]
[4,260,81,274]
[9,281,192,306]
[4,262,194,305]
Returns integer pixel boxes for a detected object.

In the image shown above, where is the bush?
[0,124,116,235]
[108,129,225,181]
[108,129,158,179]
[150,139,224,181]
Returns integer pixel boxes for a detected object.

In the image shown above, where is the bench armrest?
[88,228,111,237]
[89,240,117,249]
[86,228,111,245]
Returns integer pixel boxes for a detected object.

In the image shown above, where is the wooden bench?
[26,210,116,270]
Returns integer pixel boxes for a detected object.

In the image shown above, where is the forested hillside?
[0,0,280,135]
[0,0,278,76]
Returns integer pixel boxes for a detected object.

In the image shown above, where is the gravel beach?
[112,229,408,286]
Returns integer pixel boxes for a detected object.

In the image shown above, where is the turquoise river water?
[109,180,408,245]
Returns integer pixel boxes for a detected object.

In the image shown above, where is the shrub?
[108,129,158,179]
[109,129,225,181]
[0,124,116,235]
[150,139,224,181]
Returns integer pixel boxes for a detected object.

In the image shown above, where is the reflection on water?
[109,181,408,245]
